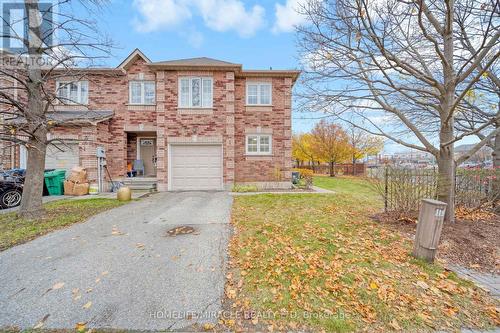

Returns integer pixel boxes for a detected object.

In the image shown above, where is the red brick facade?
[2,51,298,190]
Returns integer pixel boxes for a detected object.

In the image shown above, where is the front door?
[139,138,156,176]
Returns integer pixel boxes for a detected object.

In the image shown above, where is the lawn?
[226,176,499,332]
[0,198,125,251]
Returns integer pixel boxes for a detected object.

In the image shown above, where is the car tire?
[0,188,22,209]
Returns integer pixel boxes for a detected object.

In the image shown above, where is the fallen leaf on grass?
[202,323,215,331]
[226,287,237,299]
[389,319,402,330]
[83,301,92,309]
[416,281,430,290]
[369,281,379,290]
[75,322,87,332]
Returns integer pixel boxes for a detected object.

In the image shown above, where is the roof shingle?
[149,57,241,68]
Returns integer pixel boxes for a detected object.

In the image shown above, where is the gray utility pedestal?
[413,199,447,262]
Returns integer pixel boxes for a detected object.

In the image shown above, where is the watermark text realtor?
[1,1,55,53]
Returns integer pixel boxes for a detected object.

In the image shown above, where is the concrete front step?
[120,178,158,191]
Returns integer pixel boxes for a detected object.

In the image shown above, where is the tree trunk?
[329,161,335,177]
[17,0,47,219]
[19,138,47,219]
[437,125,456,224]
[438,1,456,225]
[352,155,357,176]
[492,121,500,212]
[311,159,315,173]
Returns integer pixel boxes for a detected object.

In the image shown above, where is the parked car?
[0,179,23,209]
[0,168,26,180]
[0,168,55,209]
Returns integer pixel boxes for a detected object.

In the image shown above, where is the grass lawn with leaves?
[0,198,125,251]
[226,176,499,332]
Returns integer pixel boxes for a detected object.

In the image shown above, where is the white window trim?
[178,77,213,108]
[245,134,272,155]
[246,82,272,106]
[129,80,156,105]
[56,81,89,105]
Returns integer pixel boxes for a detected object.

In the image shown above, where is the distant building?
[454,144,492,163]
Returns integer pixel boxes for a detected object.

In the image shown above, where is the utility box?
[413,199,447,262]
[96,147,106,158]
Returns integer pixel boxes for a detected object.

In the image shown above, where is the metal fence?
[367,166,499,212]
[298,163,367,176]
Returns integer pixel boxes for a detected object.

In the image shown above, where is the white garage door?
[45,143,80,171]
[170,144,222,191]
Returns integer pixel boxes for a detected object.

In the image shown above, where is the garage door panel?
[45,144,80,171]
[170,144,222,191]
[171,167,221,177]
[171,177,221,190]
[171,155,220,166]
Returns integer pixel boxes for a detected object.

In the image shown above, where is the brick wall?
[161,70,233,187]
[233,77,292,182]
[11,55,294,189]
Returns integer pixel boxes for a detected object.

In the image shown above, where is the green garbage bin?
[44,169,66,196]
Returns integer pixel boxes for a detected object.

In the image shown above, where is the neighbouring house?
[0,49,299,191]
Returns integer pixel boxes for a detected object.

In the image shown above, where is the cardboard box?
[63,180,74,195]
[68,166,87,183]
[73,182,89,196]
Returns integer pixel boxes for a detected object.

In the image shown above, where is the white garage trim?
[168,143,223,191]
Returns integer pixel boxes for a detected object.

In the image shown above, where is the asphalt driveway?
[0,191,232,331]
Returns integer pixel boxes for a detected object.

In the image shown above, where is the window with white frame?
[246,82,272,105]
[246,134,272,155]
[129,81,156,105]
[56,81,88,105]
[178,77,213,108]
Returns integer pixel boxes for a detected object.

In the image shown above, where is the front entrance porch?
[126,132,157,177]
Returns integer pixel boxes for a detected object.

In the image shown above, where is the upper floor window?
[246,82,271,105]
[246,134,272,155]
[56,81,88,105]
[129,81,155,105]
[179,77,213,108]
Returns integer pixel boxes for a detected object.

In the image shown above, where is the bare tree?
[297,0,499,223]
[346,125,384,174]
[0,0,113,218]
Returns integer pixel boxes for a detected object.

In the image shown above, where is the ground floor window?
[246,134,272,155]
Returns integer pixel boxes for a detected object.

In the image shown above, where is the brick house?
[1,49,299,191]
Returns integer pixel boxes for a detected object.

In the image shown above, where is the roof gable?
[117,49,151,70]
